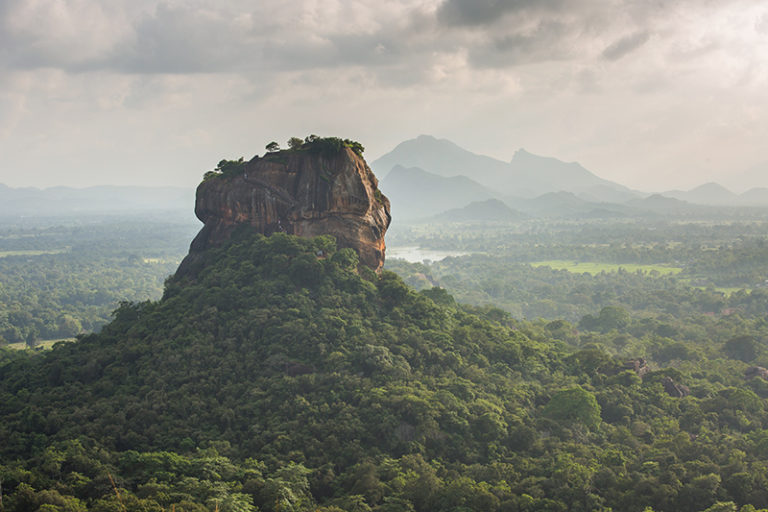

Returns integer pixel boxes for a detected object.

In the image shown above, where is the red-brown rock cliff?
[182,145,391,272]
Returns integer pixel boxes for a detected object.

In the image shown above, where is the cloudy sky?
[1,0,767,192]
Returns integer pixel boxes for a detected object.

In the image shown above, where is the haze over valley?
[3,134,768,223]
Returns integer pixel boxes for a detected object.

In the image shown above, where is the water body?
[387,246,469,263]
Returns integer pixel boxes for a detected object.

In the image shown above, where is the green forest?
[3,225,768,511]
[386,218,768,320]
[0,217,196,344]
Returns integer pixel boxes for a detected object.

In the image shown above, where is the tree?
[543,386,602,429]
[596,305,630,331]
[265,141,280,152]
[343,139,365,156]
[215,158,246,176]
[260,463,313,512]
[723,335,758,362]
[288,137,304,150]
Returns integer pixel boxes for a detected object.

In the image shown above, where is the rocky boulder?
[181,142,391,273]
[745,366,768,380]
[624,358,649,378]
[662,377,690,398]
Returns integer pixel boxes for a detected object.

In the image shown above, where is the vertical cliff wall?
[180,145,391,273]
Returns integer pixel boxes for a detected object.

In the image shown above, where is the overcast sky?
[1,0,767,192]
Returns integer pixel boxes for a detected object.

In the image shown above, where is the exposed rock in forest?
[624,358,649,377]
[662,376,690,398]
[745,366,768,380]
[179,141,391,274]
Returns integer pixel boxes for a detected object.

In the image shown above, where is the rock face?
[182,145,391,272]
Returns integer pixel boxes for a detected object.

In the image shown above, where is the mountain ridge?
[380,165,498,220]
[430,198,525,223]
[371,135,639,202]
[372,136,768,215]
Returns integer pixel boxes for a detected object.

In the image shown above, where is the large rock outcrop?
[180,144,391,273]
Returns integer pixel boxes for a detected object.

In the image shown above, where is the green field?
[0,248,70,258]
[7,338,75,350]
[530,260,683,276]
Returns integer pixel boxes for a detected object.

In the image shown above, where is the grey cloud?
[473,21,575,67]
[434,0,723,70]
[436,0,611,69]
[437,0,563,26]
[0,1,281,73]
[108,3,260,74]
[0,0,435,77]
[259,32,407,73]
[0,0,142,71]
[602,31,651,61]
[0,0,741,84]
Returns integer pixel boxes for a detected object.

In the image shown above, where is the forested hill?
[2,232,768,512]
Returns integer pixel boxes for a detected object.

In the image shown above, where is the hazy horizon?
[1,1,767,193]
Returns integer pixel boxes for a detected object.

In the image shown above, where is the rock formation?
[180,142,391,273]
[624,358,649,378]
[745,366,768,380]
[662,377,690,398]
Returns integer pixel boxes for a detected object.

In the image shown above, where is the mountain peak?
[436,198,524,222]
[371,135,511,184]
[398,134,471,155]
[511,147,580,168]
[372,136,637,203]
[662,182,738,205]
[512,148,532,158]
[690,182,733,194]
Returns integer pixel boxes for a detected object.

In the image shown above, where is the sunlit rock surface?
[182,146,391,273]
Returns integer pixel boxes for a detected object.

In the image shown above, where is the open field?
[680,282,750,296]
[142,257,179,264]
[0,248,70,258]
[7,338,76,350]
[530,260,683,276]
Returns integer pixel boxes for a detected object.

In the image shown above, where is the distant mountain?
[376,152,640,221]
[509,191,633,218]
[662,182,739,206]
[371,135,511,183]
[506,149,637,201]
[628,193,688,209]
[659,183,768,207]
[739,187,768,206]
[433,199,525,223]
[625,194,704,216]
[0,183,193,217]
[371,135,639,201]
[379,165,497,220]
[575,184,643,204]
